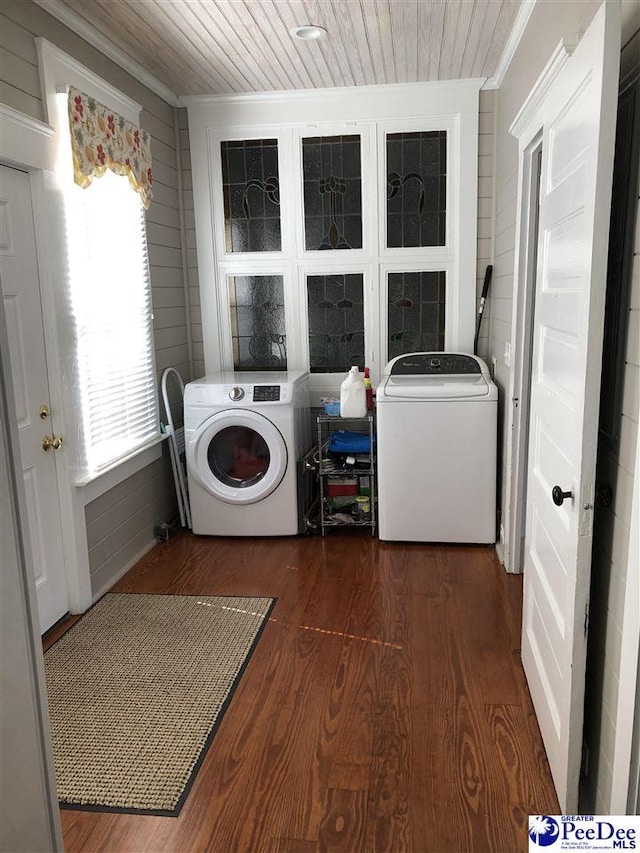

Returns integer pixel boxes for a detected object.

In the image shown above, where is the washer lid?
[379,373,493,400]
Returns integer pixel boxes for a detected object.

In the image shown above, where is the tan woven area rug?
[44,593,274,816]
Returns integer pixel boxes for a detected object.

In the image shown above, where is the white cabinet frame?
[186,81,480,398]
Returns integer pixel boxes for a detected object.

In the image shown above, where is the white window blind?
[63,168,159,476]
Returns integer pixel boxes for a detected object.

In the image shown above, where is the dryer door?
[191,409,287,505]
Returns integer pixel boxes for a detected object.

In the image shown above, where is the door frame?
[505,23,639,811]
[503,39,576,575]
[503,133,542,574]
[610,427,640,811]
[0,103,93,615]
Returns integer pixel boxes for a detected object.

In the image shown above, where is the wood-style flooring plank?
[317,787,368,852]
[56,530,560,852]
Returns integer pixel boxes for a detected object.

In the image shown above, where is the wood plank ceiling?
[57,0,522,96]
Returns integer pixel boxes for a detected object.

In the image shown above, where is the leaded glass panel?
[221,139,281,253]
[386,131,446,248]
[228,275,286,370]
[302,136,362,251]
[307,273,364,372]
[387,271,445,359]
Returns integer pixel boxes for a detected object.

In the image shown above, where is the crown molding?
[483,0,537,90]
[509,39,576,138]
[32,0,180,107]
[181,77,485,107]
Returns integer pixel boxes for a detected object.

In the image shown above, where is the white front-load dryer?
[185,371,310,536]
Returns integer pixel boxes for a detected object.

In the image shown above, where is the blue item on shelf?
[322,398,340,416]
[329,430,373,454]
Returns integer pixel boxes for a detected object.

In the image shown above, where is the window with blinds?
[63,168,158,475]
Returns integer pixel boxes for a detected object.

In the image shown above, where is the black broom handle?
[474,264,493,355]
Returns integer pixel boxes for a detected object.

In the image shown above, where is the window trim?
[299,262,373,394]
[377,116,457,261]
[295,122,374,261]
[216,260,294,371]
[209,127,293,263]
[38,38,160,488]
[379,262,451,367]
[225,269,290,372]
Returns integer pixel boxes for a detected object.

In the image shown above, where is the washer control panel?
[389,353,481,375]
[253,385,281,402]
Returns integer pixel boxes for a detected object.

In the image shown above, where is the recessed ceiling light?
[290,25,327,41]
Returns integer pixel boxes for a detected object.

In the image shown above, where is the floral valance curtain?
[67,86,153,209]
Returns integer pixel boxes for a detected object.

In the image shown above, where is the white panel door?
[521,2,620,813]
[0,165,68,633]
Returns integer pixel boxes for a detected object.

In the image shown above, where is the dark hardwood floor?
[50,530,559,852]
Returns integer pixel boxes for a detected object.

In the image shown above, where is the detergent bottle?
[340,366,367,418]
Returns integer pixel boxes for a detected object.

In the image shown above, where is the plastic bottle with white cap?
[339,366,367,418]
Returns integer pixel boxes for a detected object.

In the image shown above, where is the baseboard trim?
[90,538,157,604]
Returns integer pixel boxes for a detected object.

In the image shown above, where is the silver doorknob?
[42,435,63,451]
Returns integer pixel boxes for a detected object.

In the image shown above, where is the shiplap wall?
[487,0,639,813]
[0,0,187,597]
[476,88,496,359]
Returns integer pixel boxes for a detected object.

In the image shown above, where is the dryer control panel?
[253,385,281,402]
[388,353,482,375]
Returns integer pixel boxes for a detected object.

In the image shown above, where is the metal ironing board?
[161,367,192,529]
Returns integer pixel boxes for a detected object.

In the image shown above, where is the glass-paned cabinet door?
[387,271,445,359]
[307,273,364,372]
[386,131,447,247]
[302,135,362,250]
[221,139,281,253]
[228,274,287,370]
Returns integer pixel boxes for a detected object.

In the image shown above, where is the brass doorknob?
[42,435,63,451]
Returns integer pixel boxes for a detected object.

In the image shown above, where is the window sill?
[75,433,168,506]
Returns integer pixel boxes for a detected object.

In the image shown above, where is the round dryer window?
[192,410,288,505]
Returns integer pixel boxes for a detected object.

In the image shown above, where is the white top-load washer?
[376,353,497,543]
[185,370,310,536]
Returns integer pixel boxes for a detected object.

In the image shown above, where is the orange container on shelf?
[364,367,374,410]
[326,476,358,496]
